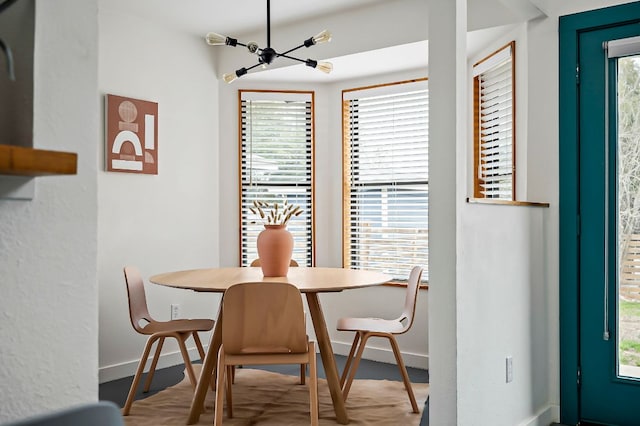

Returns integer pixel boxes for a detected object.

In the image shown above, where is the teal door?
[578,17,640,426]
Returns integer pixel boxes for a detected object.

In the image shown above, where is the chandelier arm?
[276,53,307,63]
[278,44,306,57]
[244,62,264,72]
[211,0,332,81]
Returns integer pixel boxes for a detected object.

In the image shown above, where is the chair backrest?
[399,266,424,333]
[250,258,299,267]
[3,401,124,426]
[123,266,153,333]
[222,282,307,355]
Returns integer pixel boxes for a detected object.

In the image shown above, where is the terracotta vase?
[256,224,294,277]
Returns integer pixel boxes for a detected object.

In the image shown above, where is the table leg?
[187,300,224,424]
[305,293,349,424]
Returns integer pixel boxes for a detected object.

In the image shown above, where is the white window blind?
[240,91,313,266]
[474,43,515,199]
[343,80,429,281]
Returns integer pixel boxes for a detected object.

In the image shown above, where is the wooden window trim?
[473,41,516,200]
[237,89,316,266]
[466,197,549,208]
[341,78,429,282]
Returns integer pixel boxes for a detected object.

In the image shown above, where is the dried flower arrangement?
[249,199,302,226]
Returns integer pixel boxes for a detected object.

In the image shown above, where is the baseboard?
[518,404,560,426]
[100,341,430,383]
[99,345,208,384]
[331,341,429,370]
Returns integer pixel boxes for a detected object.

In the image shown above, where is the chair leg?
[340,332,361,387]
[213,347,226,426]
[123,336,157,415]
[176,333,198,388]
[300,363,306,385]
[226,365,233,418]
[142,336,165,392]
[342,332,371,401]
[190,331,216,391]
[308,342,319,426]
[388,335,419,413]
[192,331,206,360]
[227,365,234,383]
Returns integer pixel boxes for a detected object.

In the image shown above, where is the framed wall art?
[105,94,158,174]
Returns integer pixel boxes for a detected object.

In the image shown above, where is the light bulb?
[316,61,333,74]
[223,67,248,84]
[312,30,332,45]
[205,32,227,45]
[247,41,259,54]
[223,72,238,83]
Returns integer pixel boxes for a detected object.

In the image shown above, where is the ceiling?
[103,0,395,37]
[241,25,517,83]
[102,0,536,83]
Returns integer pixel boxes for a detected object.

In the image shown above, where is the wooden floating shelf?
[0,144,77,176]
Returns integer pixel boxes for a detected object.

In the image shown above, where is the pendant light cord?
[266,0,271,48]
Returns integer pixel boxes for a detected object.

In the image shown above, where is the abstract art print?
[105,94,158,174]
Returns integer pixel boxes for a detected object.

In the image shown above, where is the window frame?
[237,89,315,267]
[342,78,429,285]
[473,41,516,201]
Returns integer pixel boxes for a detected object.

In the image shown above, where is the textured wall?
[0,0,34,148]
[0,0,99,422]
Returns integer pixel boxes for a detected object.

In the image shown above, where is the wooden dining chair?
[122,266,214,416]
[248,257,306,385]
[214,282,318,426]
[336,265,424,413]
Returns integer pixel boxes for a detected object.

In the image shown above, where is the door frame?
[559,2,640,424]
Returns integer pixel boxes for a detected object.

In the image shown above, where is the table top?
[149,266,392,293]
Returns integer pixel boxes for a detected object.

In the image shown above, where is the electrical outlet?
[506,356,513,383]
[171,304,180,320]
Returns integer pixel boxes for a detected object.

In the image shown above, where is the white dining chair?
[336,265,424,413]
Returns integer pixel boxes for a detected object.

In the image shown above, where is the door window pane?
[617,55,640,379]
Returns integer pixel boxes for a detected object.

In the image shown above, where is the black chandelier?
[205,0,332,83]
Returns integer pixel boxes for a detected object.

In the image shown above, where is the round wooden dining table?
[149,266,392,425]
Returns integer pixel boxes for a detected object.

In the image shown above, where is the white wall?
[428,1,466,424]
[0,0,99,421]
[97,3,221,382]
[429,3,559,426]
[457,20,555,426]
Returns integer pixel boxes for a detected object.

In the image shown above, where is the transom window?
[239,90,314,266]
[342,79,429,281]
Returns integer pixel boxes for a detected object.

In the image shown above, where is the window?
[239,90,314,266]
[343,79,429,281]
[473,41,515,200]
